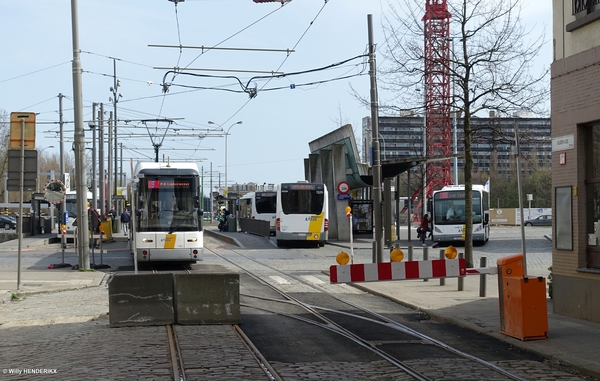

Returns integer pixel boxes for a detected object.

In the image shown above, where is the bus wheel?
[318,242,325,247]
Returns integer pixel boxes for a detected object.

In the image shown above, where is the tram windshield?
[136,176,199,232]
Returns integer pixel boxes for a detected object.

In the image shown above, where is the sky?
[0,0,551,196]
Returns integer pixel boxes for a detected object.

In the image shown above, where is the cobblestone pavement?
[0,285,270,380]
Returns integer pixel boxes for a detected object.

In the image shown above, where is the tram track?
[167,324,186,381]
[206,245,535,381]
[148,263,281,380]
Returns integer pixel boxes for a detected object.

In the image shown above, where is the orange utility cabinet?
[497,254,548,340]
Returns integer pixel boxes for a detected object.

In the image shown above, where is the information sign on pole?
[10,112,36,149]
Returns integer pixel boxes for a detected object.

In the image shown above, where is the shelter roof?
[308,124,460,189]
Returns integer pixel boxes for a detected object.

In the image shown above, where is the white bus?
[239,191,277,235]
[130,161,203,263]
[276,182,328,247]
[57,189,95,242]
[431,184,490,244]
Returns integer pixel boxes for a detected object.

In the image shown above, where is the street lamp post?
[109,59,122,200]
[207,121,243,194]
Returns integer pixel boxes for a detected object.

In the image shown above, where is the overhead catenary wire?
[161,53,367,98]
[11,0,358,179]
[194,0,333,135]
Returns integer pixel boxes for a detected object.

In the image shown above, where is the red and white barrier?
[465,267,498,275]
[330,258,467,284]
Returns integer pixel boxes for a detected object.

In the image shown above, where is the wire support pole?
[368,14,383,263]
[71,0,90,269]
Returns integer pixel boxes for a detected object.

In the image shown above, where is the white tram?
[130,161,204,263]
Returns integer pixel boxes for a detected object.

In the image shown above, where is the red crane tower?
[423,0,453,198]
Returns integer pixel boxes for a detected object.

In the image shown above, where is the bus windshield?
[281,188,324,215]
[255,192,276,214]
[65,198,79,219]
[137,176,199,232]
[433,190,483,225]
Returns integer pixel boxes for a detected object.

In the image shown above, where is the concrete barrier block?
[109,273,175,327]
[175,273,240,324]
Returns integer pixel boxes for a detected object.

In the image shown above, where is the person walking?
[418,213,431,245]
[121,209,130,237]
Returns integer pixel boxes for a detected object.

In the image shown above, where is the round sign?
[337,181,350,194]
[44,180,66,205]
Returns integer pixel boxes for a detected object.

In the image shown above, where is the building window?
[585,123,600,269]
[572,0,600,16]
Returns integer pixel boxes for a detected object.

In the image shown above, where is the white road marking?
[301,275,325,285]
[269,276,291,285]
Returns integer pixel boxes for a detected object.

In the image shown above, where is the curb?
[205,229,243,248]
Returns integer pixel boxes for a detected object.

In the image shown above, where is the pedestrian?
[88,203,101,249]
[108,205,117,220]
[418,213,431,245]
[121,209,130,236]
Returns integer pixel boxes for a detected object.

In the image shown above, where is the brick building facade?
[551,0,600,322]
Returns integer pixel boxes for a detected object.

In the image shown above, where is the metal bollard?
[479,256,487,297]
[408,246,413,262]
[423,247,428,282]
[458,252,464,291]
[439,249,445,286]
[372,241,376,263]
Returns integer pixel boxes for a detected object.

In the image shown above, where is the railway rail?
[120,241,583,380]
[203,245,575,381]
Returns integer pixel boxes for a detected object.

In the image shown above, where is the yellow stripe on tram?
[306,212,324,241]
[164,234,177,249]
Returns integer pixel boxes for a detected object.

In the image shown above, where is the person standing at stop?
[121,209,130,237]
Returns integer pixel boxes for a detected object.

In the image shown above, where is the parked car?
[524,215,552,226]
[0,216,17,230]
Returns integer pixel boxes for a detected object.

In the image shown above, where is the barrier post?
[479,256,487,297]
[408,245,413,262]
[439,250,446,286]
[458,252,464,291]
[423,247,429,282]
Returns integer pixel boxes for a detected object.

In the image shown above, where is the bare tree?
[375,0,549,266]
